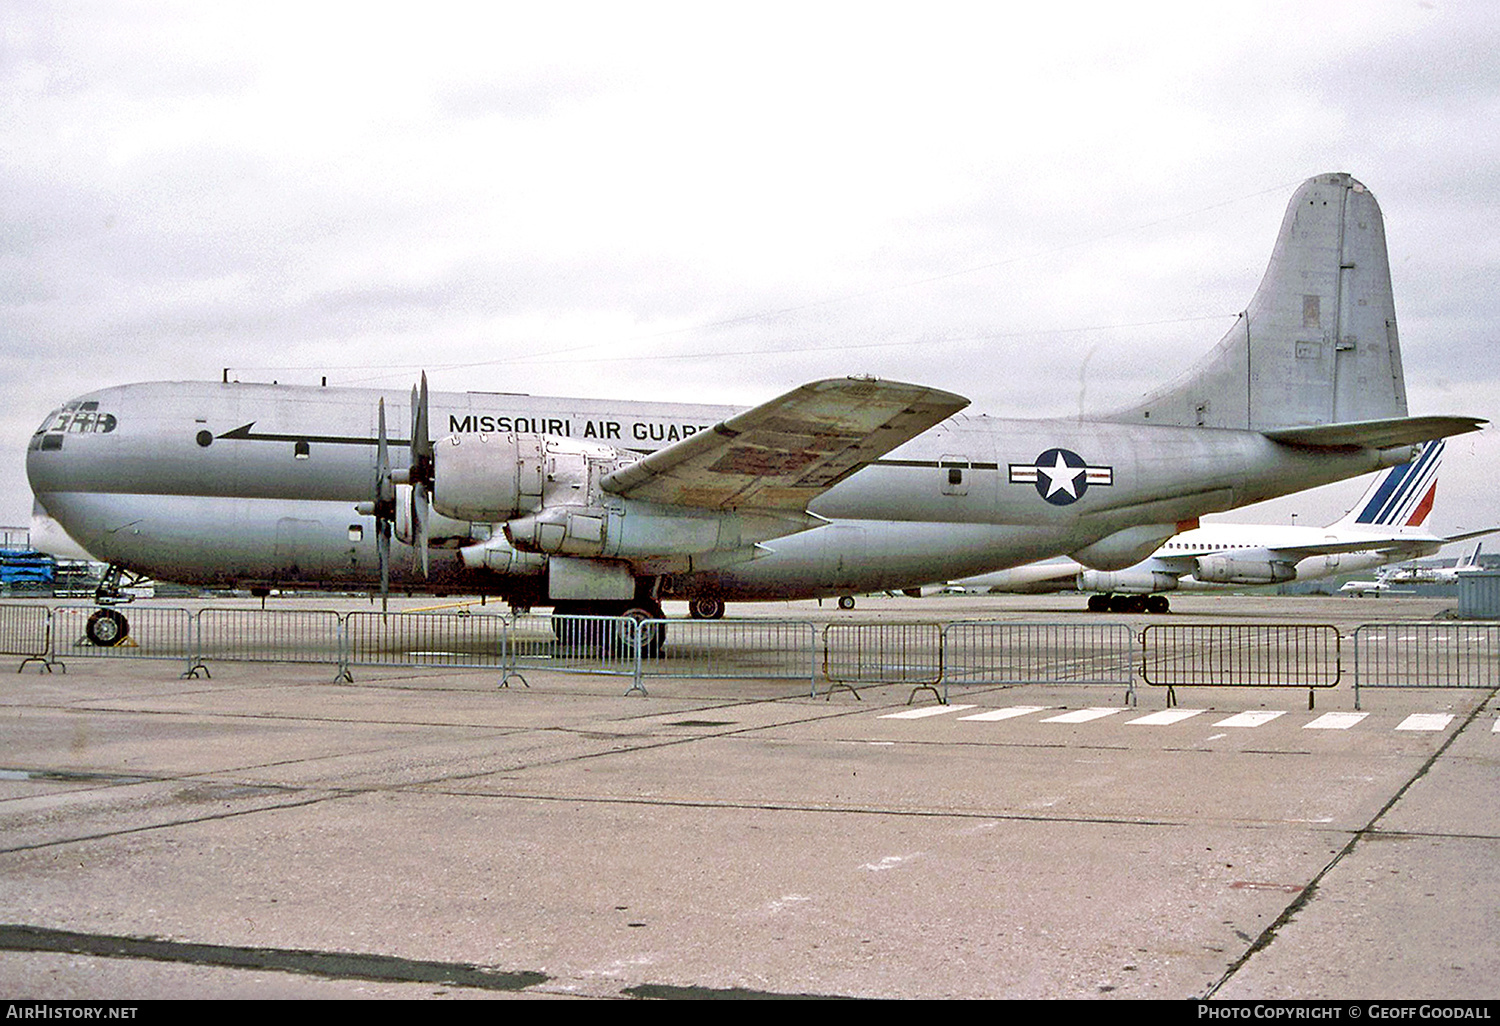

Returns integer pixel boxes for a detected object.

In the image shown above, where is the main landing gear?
[688,597,725,620]
[550,599,667,657]
[1087,594,1170,614]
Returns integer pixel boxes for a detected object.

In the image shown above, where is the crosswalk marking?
[1041,707,1120,724]
[1127,709,1205,726]
[1213,711,1286,728]
[1395,713,1453,731]
[958,705,1048,722]
[878,705,976,719]
[1304,712,1368,730]
[875,707,1487,733]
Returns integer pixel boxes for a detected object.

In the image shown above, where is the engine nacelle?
[1193,555,1296,584]
[505,502,801,561]
[457,533,547,577]
[432,433,635,523]
[1076,570,1179,594]
[1070,523,1180,571]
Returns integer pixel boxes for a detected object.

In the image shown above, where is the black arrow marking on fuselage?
[215,423,410,447]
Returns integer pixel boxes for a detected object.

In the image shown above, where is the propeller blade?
[375,398,393,611]
[414,483,430,577]
[378,520,390,614]
[408,372,433,578]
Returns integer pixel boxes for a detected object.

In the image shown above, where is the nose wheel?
[85,608,130,646]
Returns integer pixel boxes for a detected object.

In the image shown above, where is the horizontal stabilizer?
[603,377,969,510]
[1263,416,1485,451]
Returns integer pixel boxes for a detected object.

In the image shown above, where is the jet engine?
[1076,569,1179,594]
[1193,555,1297,584]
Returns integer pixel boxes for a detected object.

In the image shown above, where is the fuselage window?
[294,440,310,460]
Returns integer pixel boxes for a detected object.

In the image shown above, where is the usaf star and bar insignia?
[1009,448,1113,506]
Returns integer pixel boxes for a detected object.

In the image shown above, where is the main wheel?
[86,608,130,647]
[689,597,725,620]
[621,602,666,658]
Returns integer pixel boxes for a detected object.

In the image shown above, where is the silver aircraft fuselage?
[27,379,1406,602]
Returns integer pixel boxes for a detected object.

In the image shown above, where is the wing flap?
[602,377,969,510]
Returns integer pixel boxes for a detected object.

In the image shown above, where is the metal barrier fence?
[196,608,345,676]
[823,623,943,699]
[1352,623,1500,708]
[0,603,51,671]
[16,606,1500,705]
[1141,624,1341,707]
[641,619,818,695]
[941,621,1136,702]
[50,605,197,675]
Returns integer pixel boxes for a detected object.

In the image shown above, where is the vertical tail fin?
[1460,541,1483,568]
[1331,439,1443,529]
[1110,173,1408,431]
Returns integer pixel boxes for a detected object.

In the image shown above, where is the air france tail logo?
[1009,448,1113,505]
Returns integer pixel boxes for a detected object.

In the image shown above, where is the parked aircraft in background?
[26,173,1485,644]
[936,440,1498,611]
[1340,540,1488,596]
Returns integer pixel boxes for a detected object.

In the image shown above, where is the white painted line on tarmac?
[1304,712,1368,730]
[879,705,976,719]
[1493,718,1500,734]
[1213,711,1286,728]
[1040,707,1121,724]
[1127,709,1205,726]
[958,706,1048,722]
[1395,713,1454,732]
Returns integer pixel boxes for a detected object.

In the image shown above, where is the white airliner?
[24,174,1486,645]
[941,439,1499,611]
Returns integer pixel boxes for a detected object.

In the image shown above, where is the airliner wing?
[601,378,969,510]
[1439,526,1500,544]
[1262,539,1434,560]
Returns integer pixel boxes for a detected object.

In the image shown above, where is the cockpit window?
[30,401,117,451]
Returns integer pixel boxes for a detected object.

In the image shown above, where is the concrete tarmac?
[1,594,1496,999]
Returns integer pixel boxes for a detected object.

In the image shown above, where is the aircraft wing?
[1439,525,1500,544]
[1263,415,1485,450]
[602,377,969,510]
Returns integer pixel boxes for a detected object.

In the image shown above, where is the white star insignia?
[1037,452,1085,498]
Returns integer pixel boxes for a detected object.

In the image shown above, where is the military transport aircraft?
[935,439,1500,611]
[25,173,1486,644]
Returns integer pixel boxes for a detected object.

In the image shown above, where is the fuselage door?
[939,454,970,497]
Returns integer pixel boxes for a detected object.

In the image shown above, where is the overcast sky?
[4,1,1498,550]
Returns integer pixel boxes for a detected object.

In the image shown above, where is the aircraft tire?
[837,595,856,610]
[1087,595,1109,612]
[689,597,725,620]
[1147,596,1170,614]
[86,608,129,647]
[621,602,666,658]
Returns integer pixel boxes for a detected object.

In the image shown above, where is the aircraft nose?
[25,395,117,493]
